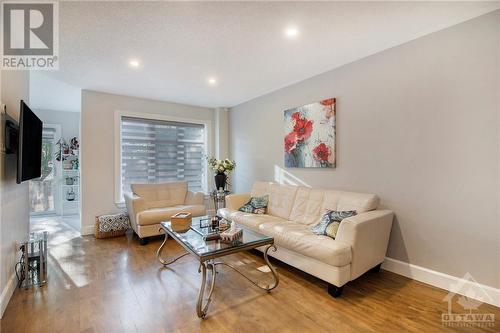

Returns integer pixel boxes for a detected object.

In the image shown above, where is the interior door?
[29,126,59,215]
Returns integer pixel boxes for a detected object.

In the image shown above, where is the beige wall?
[0,70,30,317]
[80,90,215,235]
[229,11,500,288]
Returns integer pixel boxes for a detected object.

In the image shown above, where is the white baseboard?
[0,273,16,319]
[382,257,500,308]
[81,224,94,236]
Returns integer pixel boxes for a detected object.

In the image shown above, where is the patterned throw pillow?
[239,195,269,214]
[311,210,357,239]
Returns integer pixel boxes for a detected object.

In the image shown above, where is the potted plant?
[207,157,235,190]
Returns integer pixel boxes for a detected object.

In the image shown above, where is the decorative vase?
[214,172,227,191]
[66,188,76,201]
[211,216,219,230]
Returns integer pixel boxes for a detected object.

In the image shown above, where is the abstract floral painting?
[284,98,336,168]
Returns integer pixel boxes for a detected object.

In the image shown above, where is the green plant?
[40,141,53,180]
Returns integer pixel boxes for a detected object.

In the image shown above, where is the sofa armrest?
[185,191,205,205]
[225,193,251,210]
[335,210,394,280]
[124,193,148,231]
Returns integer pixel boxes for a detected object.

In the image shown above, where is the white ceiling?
[30,1,500,111]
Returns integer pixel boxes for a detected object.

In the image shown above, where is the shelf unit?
[61,154,80,216]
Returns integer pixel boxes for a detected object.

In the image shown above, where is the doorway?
[29,125,61,215]
[29,114,82,235]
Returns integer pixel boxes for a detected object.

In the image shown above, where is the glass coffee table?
[156,216,279,318]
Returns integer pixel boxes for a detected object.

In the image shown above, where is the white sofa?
[218,181,393,297]
[125,182,206,244]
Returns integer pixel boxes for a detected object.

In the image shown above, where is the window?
[118,116,207,201]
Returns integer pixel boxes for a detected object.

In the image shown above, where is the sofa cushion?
[131,182,188,208]
[288,187,325,225]
[322,190,378,213]
[136,204,205,226]
[258,220,351,267]
[219,208,285,232]
[218,208,242,221]
[251,181,272,197]
[249,182,298,220]
[267,183,298,220]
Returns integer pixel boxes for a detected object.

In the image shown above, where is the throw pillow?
[239,195,269,214]
[311,210,357,239]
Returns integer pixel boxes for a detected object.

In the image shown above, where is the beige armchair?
[124,181,206,245]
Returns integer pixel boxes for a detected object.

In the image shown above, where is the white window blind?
[42,127,56,140]
[120,116,205,198]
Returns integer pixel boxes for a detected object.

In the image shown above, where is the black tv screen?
[17,101,43,184]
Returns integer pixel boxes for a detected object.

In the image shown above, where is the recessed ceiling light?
[207,77,217,86]
[128,59,140,68]
[285,26,299,39]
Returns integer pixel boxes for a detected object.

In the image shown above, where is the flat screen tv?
[17,100,43,184]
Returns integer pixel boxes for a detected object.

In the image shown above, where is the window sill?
[115,201,126,209]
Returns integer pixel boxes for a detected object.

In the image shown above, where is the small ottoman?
[95,213,130,239]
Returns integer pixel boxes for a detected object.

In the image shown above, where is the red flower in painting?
[312,143,331,162]
[320,98,336,107]
[293,117,313,141]
[291,112,301,121]
[320,98,336,121]
[284,132,298,154]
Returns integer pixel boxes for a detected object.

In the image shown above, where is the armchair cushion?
[136,204,206,226]
[131,182,187,208]
[185,191,205,205]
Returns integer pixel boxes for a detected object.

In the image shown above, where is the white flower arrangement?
[207,157,235,174]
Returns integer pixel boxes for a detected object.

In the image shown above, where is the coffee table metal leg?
[197,260,217,318]
[213,244,279,292]
[263,244,280,291]
[156,231,189,266]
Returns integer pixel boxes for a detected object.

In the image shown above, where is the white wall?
[33,109,80,141]
[0,70,30,317]
[229,11,500,288]
[215,108,229,159]
[80,90,215,235]
[29,72,81,113]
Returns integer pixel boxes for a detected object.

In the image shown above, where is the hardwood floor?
[1,216,498,333]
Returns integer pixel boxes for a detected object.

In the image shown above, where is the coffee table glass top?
[160,216,273,260]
